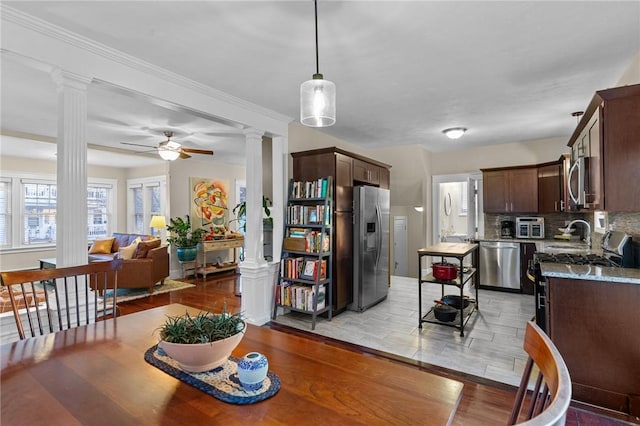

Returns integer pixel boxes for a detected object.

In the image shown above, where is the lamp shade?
[300,74,336,127]
[149,215,167,229]
[158,141,181,161]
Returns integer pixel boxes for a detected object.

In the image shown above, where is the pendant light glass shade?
[301,74,336,127]
[300,0,335,127]
[158,141,181,161]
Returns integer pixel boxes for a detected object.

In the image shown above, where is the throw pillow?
[134,238,161,259]
[88,237,115,254]
[118,237,142,260]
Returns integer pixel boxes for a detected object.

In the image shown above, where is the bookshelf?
[272,176,333,330]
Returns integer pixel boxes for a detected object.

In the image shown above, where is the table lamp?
[149,215,167,238]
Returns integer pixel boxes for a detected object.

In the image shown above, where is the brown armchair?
[88,233,169,293]
[118,245,169,293]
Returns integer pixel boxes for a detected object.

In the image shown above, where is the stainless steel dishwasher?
[479,241,521,289]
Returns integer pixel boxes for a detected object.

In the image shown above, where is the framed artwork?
[190,177,229,237]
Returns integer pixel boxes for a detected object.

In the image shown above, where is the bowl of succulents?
[157,305,245,373]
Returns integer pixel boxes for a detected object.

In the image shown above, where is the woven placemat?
[144,345,280,405]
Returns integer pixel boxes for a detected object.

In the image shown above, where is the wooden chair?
[508,321,572,426]
[0,260,122,340]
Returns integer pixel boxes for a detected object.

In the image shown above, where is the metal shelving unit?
[417,243,479,336]
[272,177,333,330]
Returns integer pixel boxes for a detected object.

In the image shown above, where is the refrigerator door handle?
[375,205,382,269]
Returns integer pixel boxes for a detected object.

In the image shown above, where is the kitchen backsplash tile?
[608,212,640,238]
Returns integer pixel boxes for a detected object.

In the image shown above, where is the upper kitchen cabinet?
[353,158,382,186]
[538,154,570,213]
[482,166,538,213]
[567,84,640,212]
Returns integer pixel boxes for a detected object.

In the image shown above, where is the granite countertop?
[540,263,640,285]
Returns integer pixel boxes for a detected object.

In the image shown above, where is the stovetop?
[534,252,621,268]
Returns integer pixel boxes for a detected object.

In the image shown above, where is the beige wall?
[430,136,569,175]
[167,158,245,273]
[616,49,640,86]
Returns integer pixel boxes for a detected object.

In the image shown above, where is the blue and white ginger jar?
[237,352,268,390]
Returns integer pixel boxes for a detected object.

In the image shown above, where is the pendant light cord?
[314,0,320,75]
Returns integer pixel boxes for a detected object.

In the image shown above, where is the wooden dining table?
[1,304,464,425]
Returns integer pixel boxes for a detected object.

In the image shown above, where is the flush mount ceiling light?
[300,0,336,127]
[442,127,467,140]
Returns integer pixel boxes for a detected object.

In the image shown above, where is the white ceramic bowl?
[159,322,246,373]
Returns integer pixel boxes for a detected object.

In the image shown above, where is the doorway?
[432,173,484,244]
[393,216,408,276]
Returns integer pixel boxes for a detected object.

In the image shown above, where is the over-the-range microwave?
[516,217,545,239]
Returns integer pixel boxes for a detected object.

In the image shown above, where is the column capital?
[243,127,265,140]
[50,68,92,91]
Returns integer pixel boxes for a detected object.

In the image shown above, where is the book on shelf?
[300,259,327,281]
[290,177,331,199]
[276,283,326,311]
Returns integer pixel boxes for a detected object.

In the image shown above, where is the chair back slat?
[508,321,572,426]
[1,260,122,340]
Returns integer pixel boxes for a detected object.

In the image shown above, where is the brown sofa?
[88,233,169,293]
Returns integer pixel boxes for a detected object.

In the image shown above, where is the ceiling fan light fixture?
[158,140,181,161]
[442,127,467,140]
[300,0,336,128]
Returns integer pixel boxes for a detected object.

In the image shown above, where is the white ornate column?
[240,128,271,325]
[51,69,91,267]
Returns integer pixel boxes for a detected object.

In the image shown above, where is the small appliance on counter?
[516,217,544,239]
[500,220,515,238]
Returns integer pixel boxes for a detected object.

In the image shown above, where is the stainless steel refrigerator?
[351,186,390,312]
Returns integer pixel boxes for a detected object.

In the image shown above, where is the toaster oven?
[516,217,545,239]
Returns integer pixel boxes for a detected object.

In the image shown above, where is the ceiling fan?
[121,131,214,160]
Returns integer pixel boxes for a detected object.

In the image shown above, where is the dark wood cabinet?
[292,147,391,313]
[482,166,538,213]
[568,84,640,211]
[537,155,569,213]
[353,158,380,185]
[547,277,640,416]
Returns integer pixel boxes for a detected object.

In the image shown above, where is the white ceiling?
[1,1,639,167]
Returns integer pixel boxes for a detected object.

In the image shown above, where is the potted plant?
[166,215,206,262]
[230,196,273,232]
[157,304,246,373]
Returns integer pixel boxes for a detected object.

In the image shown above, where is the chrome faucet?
[563,219,592,248]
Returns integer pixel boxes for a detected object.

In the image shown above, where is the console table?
[198,238,243,280]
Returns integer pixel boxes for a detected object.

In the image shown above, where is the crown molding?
[1,5,293,125]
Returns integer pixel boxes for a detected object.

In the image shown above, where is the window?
[127,176,167,234]
[22,180,57,245]
[88,183,113,241]
[0,173,116,250]
[0,179,10,247]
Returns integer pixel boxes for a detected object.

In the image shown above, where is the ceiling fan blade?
[179,151,191,159]
[182,147,214,156]
[121,141,156,148]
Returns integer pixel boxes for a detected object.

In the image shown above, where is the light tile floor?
[273,275,536,387]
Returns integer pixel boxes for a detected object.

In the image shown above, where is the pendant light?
[300,0,336,127]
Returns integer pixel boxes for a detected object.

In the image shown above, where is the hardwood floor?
[118,272,637,425]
